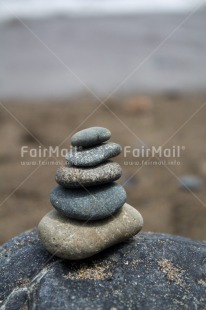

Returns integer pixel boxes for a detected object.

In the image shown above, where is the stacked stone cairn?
[38,127,143,260]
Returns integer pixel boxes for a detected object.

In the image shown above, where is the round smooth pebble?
[56,161,122,188]
[50,183,126,220]
[179,175,203,191]
[38,203,143,260]
[66,142,122,167]
[71,127,111,148]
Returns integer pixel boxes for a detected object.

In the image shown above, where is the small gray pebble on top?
[71,127,111,147]
[66,142,122,167]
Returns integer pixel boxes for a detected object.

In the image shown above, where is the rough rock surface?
[0,230,206,310]
[66,142,122,167]
[38,204,143,260]
[50,183,126,220]
[71,127,111,147]
[56,161,122,188]
[1,231,206,310]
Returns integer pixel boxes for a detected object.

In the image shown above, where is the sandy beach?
[0,93,206,244]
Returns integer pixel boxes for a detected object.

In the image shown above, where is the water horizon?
[0,0,205,23]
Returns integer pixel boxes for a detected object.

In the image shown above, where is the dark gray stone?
[71,127,111,147]
[50,183,127,220]
[66,142,122,167]
[1,230,206,310]
[56,161,122,188]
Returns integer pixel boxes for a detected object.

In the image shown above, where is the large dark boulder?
[0,229,206,310]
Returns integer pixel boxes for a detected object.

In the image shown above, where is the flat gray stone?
[71,127,111,147]
[66,142,122,167]
[38,203,143,260]
[56,161,122,188]
[50,183,126,220]
[1,231,206,310]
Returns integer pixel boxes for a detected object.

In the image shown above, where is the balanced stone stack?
[38,127,143,260]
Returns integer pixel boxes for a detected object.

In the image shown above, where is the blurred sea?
[0,0,205,21]
[0,0,206,100]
